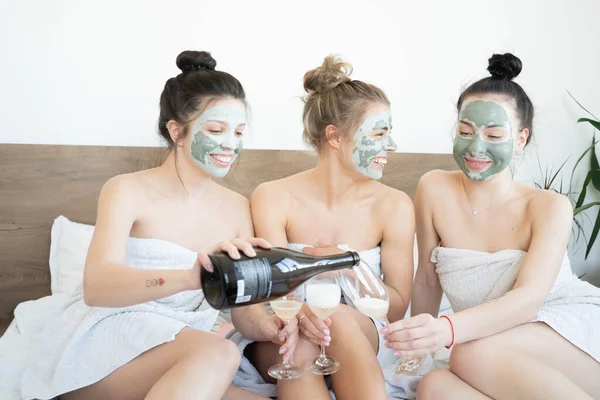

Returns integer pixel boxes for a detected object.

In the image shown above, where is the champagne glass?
[306,276,341,375]
[337,260,423,374]
[268,285,305,380]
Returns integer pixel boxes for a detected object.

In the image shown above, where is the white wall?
[1,0,599,283]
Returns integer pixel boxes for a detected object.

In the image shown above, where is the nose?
[219,131,237,150]
[384,135,397,152]
[468,134,486,156]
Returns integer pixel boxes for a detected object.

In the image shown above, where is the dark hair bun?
[304,55,352,93]
[176,50,217,73]
[487,53,522,80]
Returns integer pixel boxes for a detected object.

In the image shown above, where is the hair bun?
[487,53,522,80]
[304,55,352,93]
[176,50,217,73]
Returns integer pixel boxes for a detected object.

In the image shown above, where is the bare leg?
[61,328,266,400]
[417,368,492,400]
[326,305,387,400]
[449,322,600,399]
[245,339,331,400]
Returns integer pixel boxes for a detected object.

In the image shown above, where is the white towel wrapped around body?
[0,237,219,400]
[432,247,600,363]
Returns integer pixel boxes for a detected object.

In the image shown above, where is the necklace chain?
[461,175,513,216]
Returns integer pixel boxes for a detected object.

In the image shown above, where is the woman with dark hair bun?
[385,53,600,399]
[1,50,270,400]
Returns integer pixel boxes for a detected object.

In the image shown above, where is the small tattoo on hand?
[158,278,164,286]
[146,279,152,288]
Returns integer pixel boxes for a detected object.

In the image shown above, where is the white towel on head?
[432,246,600,363]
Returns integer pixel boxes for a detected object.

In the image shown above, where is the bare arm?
[231,183,290,342]
[411,174,444,317]
[385,192,573,356]
[380,191,416,322]
[83,176,196,307]
[446,193,573,344]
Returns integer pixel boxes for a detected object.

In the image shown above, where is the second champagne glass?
[268,286,305,380]
[337,260,423,374]
[306,276,341,375]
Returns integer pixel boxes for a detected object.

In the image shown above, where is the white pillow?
[49,215,95,294]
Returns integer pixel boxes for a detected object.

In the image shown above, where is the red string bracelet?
[440,315,455,349]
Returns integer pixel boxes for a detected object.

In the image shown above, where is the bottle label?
[232,258,272,304]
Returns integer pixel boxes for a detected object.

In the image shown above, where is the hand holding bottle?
[191,238,272,290]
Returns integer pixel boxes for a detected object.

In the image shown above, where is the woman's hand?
[297,304,332,347]
[260,314,299,363]
[190,237,272,290]
[382,313,453,358]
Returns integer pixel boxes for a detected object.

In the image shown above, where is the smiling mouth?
[209,153,234,167]
[464,156,492,172]
[370,156,387,169]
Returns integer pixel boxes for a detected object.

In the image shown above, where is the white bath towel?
[0,237,219,400]
[433,247,600,363]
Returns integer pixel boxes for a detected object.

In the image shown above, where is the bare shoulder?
[251,172,304,205]
[417,169,459,193]
[100,172,147,204]
[373,182,414,219]
[213,181,249,208]
[527,187,573,222]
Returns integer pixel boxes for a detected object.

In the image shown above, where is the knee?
[215,339,242,374]
[188,336,240,375]
[416,369,451,400]
[329,306,361,335]
[293,337,320,363]
[448,340,490,381]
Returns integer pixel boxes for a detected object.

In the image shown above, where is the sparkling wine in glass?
[306,278,341,375]
[337,260,423,374]
[267,286,305,380]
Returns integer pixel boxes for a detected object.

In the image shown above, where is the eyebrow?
[459,120,474,127]
[206,119,246,127]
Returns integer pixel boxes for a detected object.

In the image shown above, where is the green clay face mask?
[453,100,514,182]
[189,104,246,178]
[351,110,396,180]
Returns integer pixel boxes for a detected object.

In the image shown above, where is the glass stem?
[319,341,326,359]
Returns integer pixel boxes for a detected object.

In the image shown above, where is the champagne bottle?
[201,247,360,310]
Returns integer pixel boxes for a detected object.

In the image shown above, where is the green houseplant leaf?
[586,209,600,259]
[575,169,600,208]
[578,118,600,131]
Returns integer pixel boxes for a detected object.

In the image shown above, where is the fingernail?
[325,341,330,346]
[279,347,287,354]
[324,329,330,335]
[381,327,389,334]
[383,334,389,340]
[324,336,331,342]
[206,264,214,272]
[395,351,403,358]
[385,342,392,348]
[249,249,257,257]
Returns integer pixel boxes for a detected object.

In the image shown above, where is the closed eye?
[208,130,222,134]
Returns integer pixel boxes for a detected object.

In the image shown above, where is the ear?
[166,120,186,146]
[325,124,341,149]
[515,128,529,152]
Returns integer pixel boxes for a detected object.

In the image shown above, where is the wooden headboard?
[0,143,456,334]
